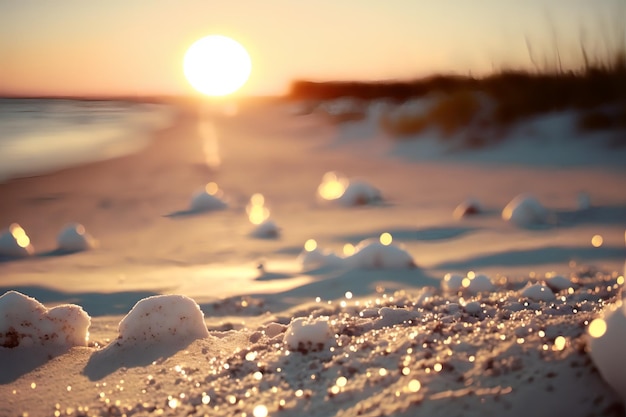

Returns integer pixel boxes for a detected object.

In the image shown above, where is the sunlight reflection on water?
[198,119,221,169]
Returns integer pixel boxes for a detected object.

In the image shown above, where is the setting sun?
[183,35,251,96]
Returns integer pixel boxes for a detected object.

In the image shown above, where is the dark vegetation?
[289,45,626,146]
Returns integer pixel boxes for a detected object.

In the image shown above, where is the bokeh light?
[591,234,603,247]
[588,318,607,338]
[318,172,347,201]
[379,232,393,246]
[304,239,317,252]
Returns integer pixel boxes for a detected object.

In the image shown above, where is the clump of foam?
[545,273,572,292]
[462,272,495,294]
[297,234,415,270]
[339,180,382,206]
[317,171,381,206]
[0,223,34,258]
[588,292,626,408]
[502,194,548,227]
[284,316,334,352]
[453,198,483,219]
[117,294,209,345]
[251,219,281,238]
[442,273,464,292]
[297,239,342,270]
[0,291,90,348]
[346,235,415,269]
[247,193,280,238]
[57,223,97,252]
[190,182,228,212]
[376,307,420,328]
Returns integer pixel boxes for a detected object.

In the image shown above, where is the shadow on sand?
[0,247,84,264]
[555,204,626,228]
[0,285,161,317]
[82,338,197,380]
[0,345,74,384]
[201,266,440,315]
[433,244,625,271]
[164,207,225,218]
[336,225,479,243]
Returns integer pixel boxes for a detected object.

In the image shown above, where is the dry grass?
[290,18,626,149]
[379,91,481,138]
[379,111,430,138]
[427,91,481,136]
[290,42,626,131]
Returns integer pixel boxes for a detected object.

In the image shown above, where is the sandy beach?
[1,98,625,416]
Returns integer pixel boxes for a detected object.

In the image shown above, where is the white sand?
[0,98,625,416]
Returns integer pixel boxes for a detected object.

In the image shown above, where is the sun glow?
[184,35,251,96]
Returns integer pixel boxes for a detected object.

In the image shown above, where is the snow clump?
[251,219,280,239]
[520,283,556,302]
[345,235,415,269]
[0,291,90,348]
[462,272,495,294]
[317,171,381,206]
[284,316,334,352]
[297,239,343,270]
[57,223,97,252]
[190,182,228,212]
[339,180,382,206]
[453,198,483,219]
[502,194,548,227]
[545,273,572,292]
[117,294,209,345]
[587,291,626,409]
[0,223,34,258]
[442,273,464,292]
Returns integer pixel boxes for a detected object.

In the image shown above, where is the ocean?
[0,98,174,182]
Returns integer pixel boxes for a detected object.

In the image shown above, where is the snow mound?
[453,198,483,219]
[117,295,209,345]
[297,239,343,270]
[57,223,97,252]
[190,183,228,212]
[346,237,415,269]
[502,194,548,227]
[0,291,90,348]
[284,316,334,352]
[317,171,381,206]
[520,283,556,302]
[0,223,34,258]
[588,294,626,408]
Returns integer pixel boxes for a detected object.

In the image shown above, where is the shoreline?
[0,109,211,251]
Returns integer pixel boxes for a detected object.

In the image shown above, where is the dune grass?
[289,45,626,145]
[379,90,481,139]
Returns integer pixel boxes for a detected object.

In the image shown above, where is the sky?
[1,1,624,97]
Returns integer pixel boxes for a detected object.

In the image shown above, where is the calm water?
[0,98,174,182]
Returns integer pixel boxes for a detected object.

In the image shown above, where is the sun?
[183,35,251,97]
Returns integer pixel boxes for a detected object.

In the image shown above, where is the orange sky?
[0,1,623,97]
